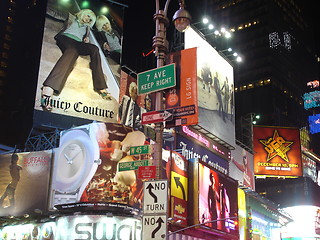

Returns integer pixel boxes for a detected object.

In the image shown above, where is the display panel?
[308,114,320,134]
[49,122,149,213]
[185,27,235,146]
[0,151,52,216]
[253,126,302,177]
[34,0,124,124]
[198,163,238,234]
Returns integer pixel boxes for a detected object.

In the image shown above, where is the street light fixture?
[153,0,191,179]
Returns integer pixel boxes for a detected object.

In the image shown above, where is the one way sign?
[143,180,168,214]
[143,215,167,239]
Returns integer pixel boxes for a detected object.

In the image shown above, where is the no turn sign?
[142,215,167,239]
[143,180,168,215]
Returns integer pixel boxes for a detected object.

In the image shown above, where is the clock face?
[174,154,186,171]
[58,141,85,180]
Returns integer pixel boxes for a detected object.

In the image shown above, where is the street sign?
[143,180,168,214]
[138,166,157,179]
[137,63,176,95]
[130,145,152,155]
[118,160,149,171]
[142,215,167,240]
[141,109,173,125]
[172,104,196,118]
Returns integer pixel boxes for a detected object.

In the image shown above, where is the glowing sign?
[303,91,320,109]
[308,114,320,134]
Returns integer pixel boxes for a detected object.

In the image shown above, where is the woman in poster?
[41,9,112,111]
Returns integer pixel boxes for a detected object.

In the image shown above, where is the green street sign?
[130,145,152,155]
[118,160,150,171]
[137,63,176,95]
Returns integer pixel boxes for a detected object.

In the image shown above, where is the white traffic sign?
[141,109,173,125]
[142,215,167,240]
[143,180,168,214]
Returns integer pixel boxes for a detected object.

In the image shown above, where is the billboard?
[49,122,150,213]
[303,91,320,110]
[0,151,52,216]
[165,47,198,126]
[308,114,320,134]
[189,160,238,235]
[34,0,124,125]
[230,145,255,190]
[184,27,235,146]
[253,126,303,177]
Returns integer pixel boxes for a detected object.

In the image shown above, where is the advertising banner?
[165,47,198,126]
[197,162,238,234]
[49,122,150,213]
[176,134,229,175]
[55,215,141,240]
[170,151,188,226]
[0,151,52,216]
[230,145,255,190]
[34,0,124,124]
[253,126,303,177]
[308,114,320,134]
[185,27,235,146]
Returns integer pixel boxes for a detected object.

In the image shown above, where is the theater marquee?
[253,126,302,177]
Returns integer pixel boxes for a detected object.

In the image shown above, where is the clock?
[52,124,100,206]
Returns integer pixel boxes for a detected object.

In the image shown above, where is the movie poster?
[253,126,303,177]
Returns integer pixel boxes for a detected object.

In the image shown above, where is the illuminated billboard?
[253,126,302,177]
[184,27,235,146]
[230,145,255,190]
[303,91,320,110]
[55,215,141,240]
[34,0,124,125]
[0,151,52,217]
[308,114,320,134]
[190,160,238,235]
[49,122,149,213]
[165,47,198,126]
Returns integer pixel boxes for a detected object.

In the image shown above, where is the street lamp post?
[152,0,191,179]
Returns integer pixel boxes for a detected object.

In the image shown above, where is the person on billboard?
[201,62,213,93]
[231,151,254,188]
[213,72,226,121]
[221,76,230,119]
[0,153,22,209]
[118,82,142,130]
[40,9,112,111]
[95,15,122,64]
[207,172,221,228]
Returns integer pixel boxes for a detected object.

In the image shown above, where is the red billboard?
[165,47,198,126]
[253,126,303,177]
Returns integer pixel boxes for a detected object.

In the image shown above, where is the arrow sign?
[143,180,168,214]
[174,176,186,200]
[142,215,167,240]
[141,109,173,125]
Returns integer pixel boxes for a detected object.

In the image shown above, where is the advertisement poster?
[118,70,155,132]
[34,0,123,123]
[49,122,150,213]
[0,151,52,216]
[185,27,235,147]
[198,163,238,234]
[170,151,188,226]
[253,126,303,177]
[165,47,198,126]
[230,145,255,190]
